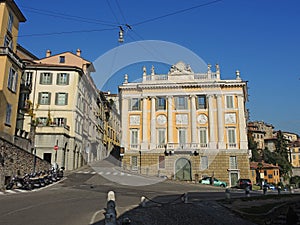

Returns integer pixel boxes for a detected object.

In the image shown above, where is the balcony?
[0,47,24,68]
[36,124,70,134]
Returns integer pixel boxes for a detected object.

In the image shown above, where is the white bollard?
[107,190,115,201]
[141,196,146,207]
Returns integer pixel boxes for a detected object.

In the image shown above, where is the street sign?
[54,145,58,151]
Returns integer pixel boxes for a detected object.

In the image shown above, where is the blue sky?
[15,0,300,135]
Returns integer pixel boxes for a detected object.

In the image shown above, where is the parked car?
[200,177,227,187]
[236,178,252,190]
[263,183,276,190]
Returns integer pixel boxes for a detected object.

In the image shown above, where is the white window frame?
[5,103,12,125]
[178,128,187,146]
[197,95,207,109]
[227,127,237,148]
[131,156,138,170]
[200,156,208,170]
[55,93,68,105]
[226,95,234,109]
[156,97,166,110]
[175,96,188,110]
[40,73,52,85]
[7,11,14,33]
[229,156,238,169]
[157,128,166,148]
[130,98,141,111]
[57,73,69,85]
[39,92,51,105]
[130,129,139,149]
[7,67,18,92]
[199,127,208,148]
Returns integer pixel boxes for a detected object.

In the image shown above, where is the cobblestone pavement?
[115,194,300,225]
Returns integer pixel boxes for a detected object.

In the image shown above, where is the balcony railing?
[0,46,24,68]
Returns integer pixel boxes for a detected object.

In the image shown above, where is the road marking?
[127,174,132,176]
[91,171,96,174]
[77,171,83,173]
[89,209,105,225]
[84,171,90,174]
[105,172,111,175]
[113,172,118,175]
[98,172,103,175]
[120,172,124,176]
[5,190,17,194]
[0,192,5,195]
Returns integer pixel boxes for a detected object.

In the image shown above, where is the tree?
[248,133,260,161]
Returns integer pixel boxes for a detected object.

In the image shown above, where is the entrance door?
[175,158,191,181]
[229,172,239,187]
[43,153,52,164]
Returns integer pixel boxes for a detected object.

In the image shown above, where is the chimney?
[76,49,81,56]
[46,50,51,57]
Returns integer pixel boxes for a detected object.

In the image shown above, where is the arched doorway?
[175,158,191,181]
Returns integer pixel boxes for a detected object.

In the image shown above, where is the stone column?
[121,98,129,151]
[141,97,148,150]
[208,95,217,149]
[190,95,197,147]
[217,95,225,149]
[150,97,156,149]
[167,96,173,146]
[237,95,248,149]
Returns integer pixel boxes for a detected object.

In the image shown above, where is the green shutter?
[65,93,68,105]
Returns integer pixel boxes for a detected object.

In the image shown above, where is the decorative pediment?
[168,61,193,75]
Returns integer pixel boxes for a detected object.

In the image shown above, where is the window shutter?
[66,73,69,85]
[65,93,68,105]
[49,73,53,84]
[39,73,43,84]
[13,72,18,92]
[48,93,51,105]
[55,93,58,105]
[56,73,60,85]
[38,93,42,104]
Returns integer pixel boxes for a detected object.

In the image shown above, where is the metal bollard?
[277,186,281,195]
[225,188,231,201]
[290,186,294,194]
[181,193,188,203]
[263,186,267,195]
[105,191,117,225]
[245,186,250,197]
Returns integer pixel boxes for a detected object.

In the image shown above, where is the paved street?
[0,158,279,225]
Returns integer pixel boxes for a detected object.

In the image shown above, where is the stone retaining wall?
[0,137,51,190]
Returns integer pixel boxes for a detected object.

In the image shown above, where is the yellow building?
[250,161,280,185]
[0,0,26,142]
[289,141,300,168]
[119,62,250,186]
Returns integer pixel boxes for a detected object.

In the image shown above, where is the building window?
[199,128,208,148]
[55,93,68,105]
[200,156,208,170]
[131,156,138,170]
[227,128,236,148]
[159,156,165,169]
[226,95,234,109]
[229,156,237,169]
[175,96,188,110]
[268,174,273,179]
[24,72,33,86]
[197,95,206,109]
[57,73,69,85]
[4,35,12,49]
[5,104,12,125]
[264,170,267,176]
[130,98,140,111]
[38,92,51,105]
[157,129,166,148]
[40,73,53,85]
[7,67,18,92]
[37,117,47,126]
[7,12,14,33]
[156,97,166,110]
[130,129,139,149]
[59,56,65,63]
[178,128,187,146]
[54,118,67,126]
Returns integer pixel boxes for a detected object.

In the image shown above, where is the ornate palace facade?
[119,61,250,186]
